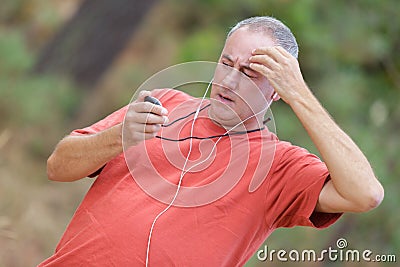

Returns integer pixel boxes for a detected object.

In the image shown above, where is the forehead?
[222,28,276,59]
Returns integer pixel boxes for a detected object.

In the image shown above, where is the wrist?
[113,123,124,148]
[286,84,315,108]
[99,123,124,153]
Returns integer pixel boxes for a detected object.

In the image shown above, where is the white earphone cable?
[145,80,276,267]
[181,93,275,177]
[145,80,212,267]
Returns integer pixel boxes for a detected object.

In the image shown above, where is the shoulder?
[150,89,195,112]
[271,140,325,175]
[275,140,319,161]
[151,89,193,102]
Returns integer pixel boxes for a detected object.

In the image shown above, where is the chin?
[209,101,244,129]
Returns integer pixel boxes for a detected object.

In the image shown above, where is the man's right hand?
[123,91,168,147]
[47,90,168,182]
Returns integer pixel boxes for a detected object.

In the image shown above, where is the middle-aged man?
[39,16,384,266]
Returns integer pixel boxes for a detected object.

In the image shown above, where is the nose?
[221,67,241,91]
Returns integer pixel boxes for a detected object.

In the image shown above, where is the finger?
[249,62,272,76]
[252,46,279,55]
[132,102,168,116]
[130,122,161,134]
[249,55,279,69]
[275,46,292,58]
[137,91,167,115]
[134,112,168,125]
[252,46,284,62]
[136,90,152,102]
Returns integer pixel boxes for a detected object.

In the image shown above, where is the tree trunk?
[33,0,158,88]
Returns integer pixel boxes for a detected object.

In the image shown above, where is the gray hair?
[227,16,299,58]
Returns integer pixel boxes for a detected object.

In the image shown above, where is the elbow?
[357,182,384,212]
[46,153,67,182]
[368,182,385,210]
[47,154,62,181]
[46,150,86,182]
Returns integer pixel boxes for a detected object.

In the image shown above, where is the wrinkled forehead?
[222,27,276,59]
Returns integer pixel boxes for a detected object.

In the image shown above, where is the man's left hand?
[249,46,309,105]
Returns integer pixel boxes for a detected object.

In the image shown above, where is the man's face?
[209,28,277,129]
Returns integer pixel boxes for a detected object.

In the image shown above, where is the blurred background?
[0,0,399,266]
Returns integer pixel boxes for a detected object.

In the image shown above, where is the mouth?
[216,92,235,105]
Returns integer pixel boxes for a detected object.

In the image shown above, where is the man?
[39,16,384,266]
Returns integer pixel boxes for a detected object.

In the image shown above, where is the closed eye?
[242,68,258,79]
[220,56,258,79]
[222,61,233,67]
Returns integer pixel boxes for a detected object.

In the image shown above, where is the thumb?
[136,90,152,102]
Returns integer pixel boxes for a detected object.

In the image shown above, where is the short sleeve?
[68,89,185,177]
[67,106,128,177]
[71,105,129,136]
[266,143,342,229]
[70,89,186,136]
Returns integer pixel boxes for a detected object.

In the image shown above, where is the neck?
[207,110,265,133]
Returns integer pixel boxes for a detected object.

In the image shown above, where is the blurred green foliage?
[0,29,81,160]
[0,0,399,266]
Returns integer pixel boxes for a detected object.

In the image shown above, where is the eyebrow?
[222,54,255,73]
[222,54,233,61]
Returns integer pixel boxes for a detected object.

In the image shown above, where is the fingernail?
[161,108,168,115]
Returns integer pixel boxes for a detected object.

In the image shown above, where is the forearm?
[249,46,383,212]
[290,86,384,210]
[47,123,123,182]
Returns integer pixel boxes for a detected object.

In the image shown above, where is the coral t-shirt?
[38,89,341,267]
